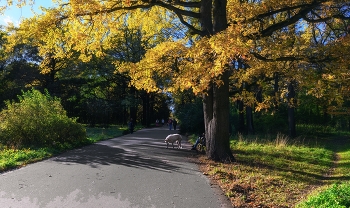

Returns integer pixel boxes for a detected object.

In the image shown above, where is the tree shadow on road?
[52,139,197,175]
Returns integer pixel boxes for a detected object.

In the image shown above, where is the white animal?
[165,134,182,149]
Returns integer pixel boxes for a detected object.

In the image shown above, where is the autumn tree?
[3,0,350,161]
[225,1,350,137]
[0,30,46,108]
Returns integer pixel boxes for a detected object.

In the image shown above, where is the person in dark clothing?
[173,119,177,130]
[128,118,134,134]
[168,118,173,130]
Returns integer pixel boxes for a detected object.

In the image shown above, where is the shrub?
[297,182,350,208]
[0,89,86,147]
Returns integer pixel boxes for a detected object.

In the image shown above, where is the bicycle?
[196,134,206,153]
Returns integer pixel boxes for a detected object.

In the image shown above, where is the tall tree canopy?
[3,0,350,161]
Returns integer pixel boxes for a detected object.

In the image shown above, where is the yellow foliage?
[3,0,350,112]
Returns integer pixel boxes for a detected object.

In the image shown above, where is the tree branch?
[245,2,316,23]
[251,52,303,62]
[303,12,350,23]
[172,10,203,35]
[259,6,316,38]
[58,1,202,35]
[251,51,336,63]
[170,0,201,8]
[243,3,319,39]
[59,1,200,19]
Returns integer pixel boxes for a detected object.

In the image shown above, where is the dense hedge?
[0,89,86,147]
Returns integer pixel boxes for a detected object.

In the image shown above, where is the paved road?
[0,126,232,208]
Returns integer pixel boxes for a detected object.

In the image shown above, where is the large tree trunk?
[288,82,296,137]
[129,87,137,124]
[274,72,279,110]
[288,107,296,137]
[201,0,234,162]
[204,71,235,162]
[246,106,254,134]
[237,100,245,133]
[142,92,150,127]
[200,0,213,36]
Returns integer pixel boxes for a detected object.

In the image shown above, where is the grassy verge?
[333,151,350,178]
[86,125,127,143]
[190,133,350,207]
[295,140,350,207]
[0,125,127,173]
[296,182,350,207]
[0,147,55,172]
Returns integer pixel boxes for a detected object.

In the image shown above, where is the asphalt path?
[0,126,232,208]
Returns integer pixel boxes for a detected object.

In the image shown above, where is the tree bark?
[246,106,254,134]
[142,92,150,127]
[204,71,235,162]
[201,0,234,162]
[129,87,137,124]
[274,72,279,110]
[288,107,296,137]
[287,82,296,137]
[237,100,245,133]
[200,0,213,36]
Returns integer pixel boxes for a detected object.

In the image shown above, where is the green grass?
[86,125,127,142]
[0,125,128,172]
[195,132,350,207]
[296,182,350,208]
[334,149,350,178]
[231,135,333,206]
[297,123,350,139]
[232,136,333,180]
[0,147,54,172]
[295,144,350,207]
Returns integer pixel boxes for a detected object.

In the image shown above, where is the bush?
[297,182,350,208]
[0,89,86,147]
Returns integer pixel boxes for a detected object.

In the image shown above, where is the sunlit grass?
[331,149,350,178]
[86,125,126,142]
[233,139,333,178]
[0,147,53,172]
[0,125,128,172]
[197,133,336,207]
[297,143,350,208]
[296,182,350,208]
